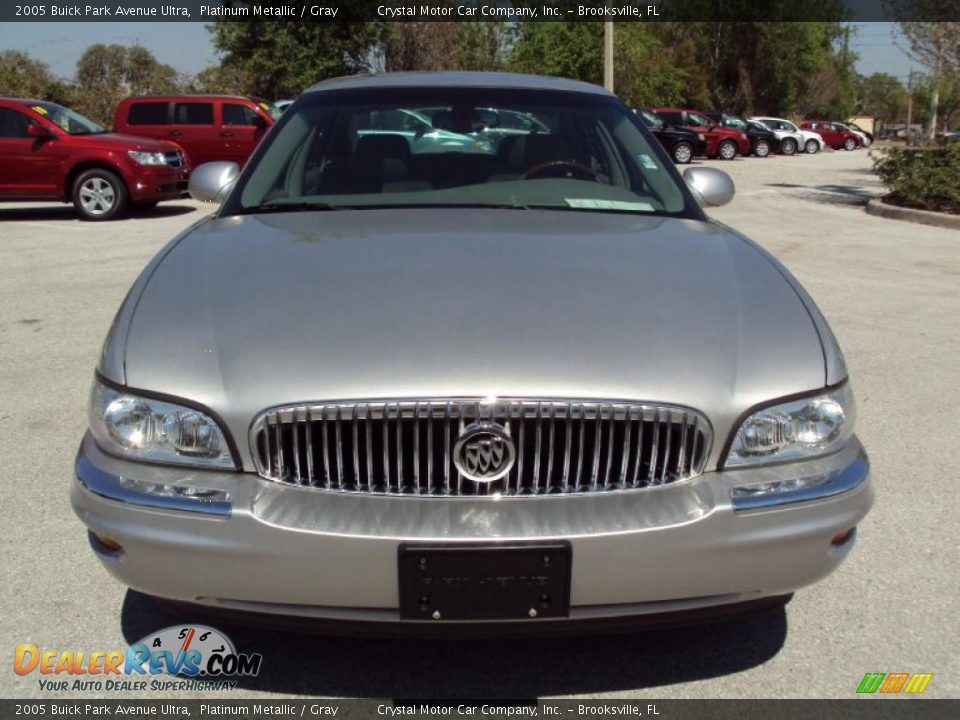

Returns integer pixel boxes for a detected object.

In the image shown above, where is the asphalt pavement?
[1,146,956,700]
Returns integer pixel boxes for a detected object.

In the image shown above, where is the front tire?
[754,139,771,157]
[805,139,820,154]
[780,138,797,156]
[717,140,737,160]
[843,137,857,151]
[671,141,694,164]
[72,169,128,221]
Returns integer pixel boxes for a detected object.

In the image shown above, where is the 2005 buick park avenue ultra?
[73,72,872,632]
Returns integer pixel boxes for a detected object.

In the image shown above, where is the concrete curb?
[866,198,960,230]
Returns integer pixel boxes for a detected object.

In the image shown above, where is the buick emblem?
[453,423,516,483]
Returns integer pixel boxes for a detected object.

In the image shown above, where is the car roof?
[119,95,255,102]
[1,97,51,104]
[305,71,613,97]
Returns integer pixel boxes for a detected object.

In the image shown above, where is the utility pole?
[929,51,942,141]
[604,21,614,93]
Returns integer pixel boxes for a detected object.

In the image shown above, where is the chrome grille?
[251,400,711,496]
[164,151,184,168]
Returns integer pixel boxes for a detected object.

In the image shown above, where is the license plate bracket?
[398,542,572,621]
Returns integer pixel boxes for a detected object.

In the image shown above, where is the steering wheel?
[522,160,598,181]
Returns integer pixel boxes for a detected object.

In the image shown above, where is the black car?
[705,112,778,158]
[634,108,708,164]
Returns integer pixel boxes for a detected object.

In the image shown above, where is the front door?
[0,107,62,197]
[219,102,268,167]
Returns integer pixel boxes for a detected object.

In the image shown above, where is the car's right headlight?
[89,378,235,469]
[724,384,855,468]
[127,150,167,166]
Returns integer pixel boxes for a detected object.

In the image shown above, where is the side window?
[222,103,257,126]
[127,102,168,125]
[0,108,32,138]
[173,103,214,125]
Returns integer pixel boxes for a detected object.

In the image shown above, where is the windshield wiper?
[233,201,345,215]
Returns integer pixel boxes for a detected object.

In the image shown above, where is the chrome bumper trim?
[75,450,232,517]
[730,450,869,511]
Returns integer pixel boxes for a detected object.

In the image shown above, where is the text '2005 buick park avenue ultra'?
[73,72,873,632]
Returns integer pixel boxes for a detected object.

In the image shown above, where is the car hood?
[73,132,181,153]
[119,209,827,469]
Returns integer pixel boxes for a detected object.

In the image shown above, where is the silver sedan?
[73,72,872,631]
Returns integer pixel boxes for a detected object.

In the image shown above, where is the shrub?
[873,141,960,215]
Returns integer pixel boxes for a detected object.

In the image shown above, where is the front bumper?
[126,165,188,202]
[72,433,872,625]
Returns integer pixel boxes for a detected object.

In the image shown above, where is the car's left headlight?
[724,384,855,468]
[127,150,167,166]
[89,379,235,469]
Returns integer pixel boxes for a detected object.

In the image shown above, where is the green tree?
[209,4,387,98]
[856,72,909,124]
[886,3,960,137]
[0,51,72,104]
[508,22,603,84]
[913,73,960,133]
[380,22,461,71]
[74,43,182,125]
[652,20,853,116]
[189,63,253,95]
[507,23,684,106]
[614,25,686,107]
[453,22,510,71]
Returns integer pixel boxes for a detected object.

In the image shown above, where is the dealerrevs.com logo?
[14,625,262,692]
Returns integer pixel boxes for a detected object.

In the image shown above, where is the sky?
[0,21,918,86]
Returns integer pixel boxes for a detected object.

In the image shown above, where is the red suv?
[114,95,277,167]
[799,120,860,151]
[651,108,751,160]
[0,98,188,220]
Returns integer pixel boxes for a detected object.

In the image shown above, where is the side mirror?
[188,161,240,203]
[27,124,54,139]
[252,115,268,130]
[683,167,735,207]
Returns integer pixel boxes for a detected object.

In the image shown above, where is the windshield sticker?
[636,154,659,170]
[31,106,48,115]
[566,199,655,212]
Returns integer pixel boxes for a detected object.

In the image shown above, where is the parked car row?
[635,107,869,163]
[1,89,869,220]
[0,94,277,220]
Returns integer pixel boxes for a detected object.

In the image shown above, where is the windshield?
[683,112,713,129]
[719,115,748,130]
[228,88,694,218]
[636,109,663,130]
[24,101,104,135]
[257,101,283,121]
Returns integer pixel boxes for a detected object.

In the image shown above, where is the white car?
[752,117,823,154]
